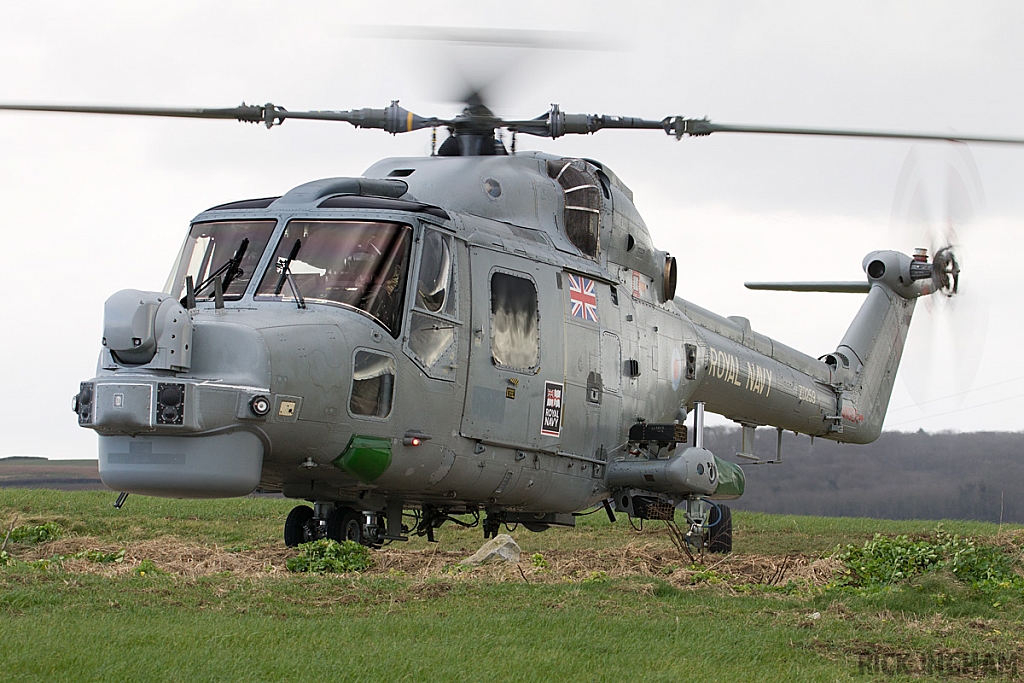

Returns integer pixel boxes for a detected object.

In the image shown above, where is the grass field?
[2,489,1023,682]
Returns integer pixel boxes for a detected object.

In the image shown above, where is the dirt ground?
[12,535,843,590]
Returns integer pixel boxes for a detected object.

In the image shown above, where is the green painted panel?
[711,457,744,500]
[333,435,392,483]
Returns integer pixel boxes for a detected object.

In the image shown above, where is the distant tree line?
[4,431,1022,523]
[703,428,1024,524]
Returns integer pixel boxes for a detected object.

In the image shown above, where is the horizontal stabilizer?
[744,281,870,293]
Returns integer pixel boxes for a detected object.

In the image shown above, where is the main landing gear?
[684,498,732,554]
[284,504,377,547]
[706,503,733,554]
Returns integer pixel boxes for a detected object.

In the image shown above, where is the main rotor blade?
[5,100,1024,146]
[508,109,1024,145]
[0,101,448,132]
[0,102,273,122]
[673,118,1024,146]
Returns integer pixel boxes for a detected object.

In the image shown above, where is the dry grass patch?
[12,535,844,590]
[18,536,292,577]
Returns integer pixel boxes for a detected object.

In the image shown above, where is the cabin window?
[490,271,539,371]
[349,350,396,418]
[255,220,412,338]
[165,220,276,301]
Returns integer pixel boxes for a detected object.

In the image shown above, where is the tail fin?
[825,250,930,443]
[745,249,951,443]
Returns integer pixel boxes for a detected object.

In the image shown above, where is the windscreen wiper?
[181,237,249,307]
[273,238,306,309]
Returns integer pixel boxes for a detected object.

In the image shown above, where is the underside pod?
[98,432,264,498]
[606,446,744,499]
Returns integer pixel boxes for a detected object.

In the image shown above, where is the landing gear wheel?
[707,504,732,554]
[284,505,314,547]
[327,506,365,545]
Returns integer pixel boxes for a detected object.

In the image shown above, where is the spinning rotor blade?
[889,145,988,409]
[6,99,1024,148]
[363,25,613,51]
[366,25,620,117]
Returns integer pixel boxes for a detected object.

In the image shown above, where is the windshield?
[164,220,276,300]
[255,220,412,337]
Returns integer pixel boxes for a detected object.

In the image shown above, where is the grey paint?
[74,152,939,525]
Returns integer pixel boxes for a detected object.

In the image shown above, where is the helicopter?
[2,95,1021,553]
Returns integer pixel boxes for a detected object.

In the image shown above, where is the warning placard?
[541,381,563,437]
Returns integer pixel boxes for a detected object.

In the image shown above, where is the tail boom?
[686,250,930,444]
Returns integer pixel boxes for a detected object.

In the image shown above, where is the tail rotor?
[889,144,988,410]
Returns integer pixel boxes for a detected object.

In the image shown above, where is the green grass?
[733,511,1011,556]
[2,489,1023,682]
[0,488,1011,554]
[0,581,826,682]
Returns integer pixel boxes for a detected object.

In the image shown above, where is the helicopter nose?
[87,314,277,498]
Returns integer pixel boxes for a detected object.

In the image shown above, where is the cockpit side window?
[407,228,459,380]
[415,229,456,316]
[255,220,412,338]
[165,220,276,301]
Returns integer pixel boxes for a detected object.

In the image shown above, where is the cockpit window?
[255,220,412,338]
[407,228,459,380]
[416,229,455,315]
[164,220,276,301]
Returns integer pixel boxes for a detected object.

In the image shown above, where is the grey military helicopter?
[3,94,1021,553]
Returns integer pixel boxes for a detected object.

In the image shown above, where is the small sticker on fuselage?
[541,382,563,437]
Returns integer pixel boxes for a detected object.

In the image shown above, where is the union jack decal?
[568,274,598,323]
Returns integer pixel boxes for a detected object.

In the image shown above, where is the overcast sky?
[1,1,1022,459]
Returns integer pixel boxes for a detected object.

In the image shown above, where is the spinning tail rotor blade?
[890,145,989,409]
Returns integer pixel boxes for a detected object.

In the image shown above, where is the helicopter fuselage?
[73,151,924,542]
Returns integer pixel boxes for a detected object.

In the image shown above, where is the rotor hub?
[932,246,960,296]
